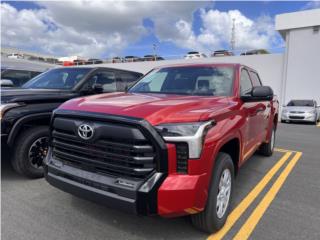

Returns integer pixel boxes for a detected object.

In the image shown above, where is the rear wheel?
[259,126,275,156]
[191,152,234,233]
[11,126,49,178]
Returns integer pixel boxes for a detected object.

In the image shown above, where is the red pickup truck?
[44,63,278,233]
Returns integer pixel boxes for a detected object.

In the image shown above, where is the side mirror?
[93,83,103,93]
[241,86,273,102]
[0,79,14,87]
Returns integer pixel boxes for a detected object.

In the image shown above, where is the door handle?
[256,107,265,113]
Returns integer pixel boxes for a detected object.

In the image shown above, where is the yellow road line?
[274,148,297,153]
[207,151,292,240]
[233,151,302,240]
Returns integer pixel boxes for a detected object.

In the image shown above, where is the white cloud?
[1,1,282,58]
[164,9,282,54]
[302,1,320,10]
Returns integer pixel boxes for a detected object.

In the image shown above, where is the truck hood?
[60,92,232,125]
[1,88,77,104]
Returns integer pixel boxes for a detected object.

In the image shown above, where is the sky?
[1,1,320,59]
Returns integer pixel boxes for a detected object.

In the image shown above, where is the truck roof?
[153,63,242,69]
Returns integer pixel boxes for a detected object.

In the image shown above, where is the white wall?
[283,27,320,105]
[100,54,284,99]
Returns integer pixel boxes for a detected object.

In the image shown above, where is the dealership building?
[103,8,320,105]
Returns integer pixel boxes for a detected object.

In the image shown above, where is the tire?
[191,152,234,233]
[11,126,49,178]
[259,126,275,156]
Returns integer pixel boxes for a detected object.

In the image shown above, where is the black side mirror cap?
[241,86,274,102]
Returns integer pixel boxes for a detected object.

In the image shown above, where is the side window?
[119,72,141,89]
[31,71,41,78]
[1,70,32,86]
[87,70,117,92]
[250,71,262,86]
[240,69,253,95]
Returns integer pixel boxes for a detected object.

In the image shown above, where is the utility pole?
[230,18,236,53]
[153,44,157,61]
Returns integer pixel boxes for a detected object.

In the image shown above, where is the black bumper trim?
[45,171,137,213]
[45,161,165,215]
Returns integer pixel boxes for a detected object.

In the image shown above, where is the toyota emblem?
[78,124,94,140]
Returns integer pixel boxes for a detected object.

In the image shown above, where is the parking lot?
[2,123,320,240]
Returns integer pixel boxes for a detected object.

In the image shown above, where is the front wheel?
[191,152,234,233]
[11,126,49,178]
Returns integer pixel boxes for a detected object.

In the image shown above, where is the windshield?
[129,66,234,96]
[287,100,314,107]
[22,68,91,89]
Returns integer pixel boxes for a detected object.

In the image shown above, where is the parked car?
[281,99,319,124]
[240,49,270,55]
[44,63,278,233]
[1,67,143,178]
[124,56,141,62]
[7,53,24,59]
[184,51,207,59]
[1,68,43,87]
[73,60,86,65]
[86,59,103,64]
[112,57,123,63]
[143,55,165,61]
[212,50,234,57]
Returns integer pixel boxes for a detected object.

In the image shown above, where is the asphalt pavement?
[2,123,320,240]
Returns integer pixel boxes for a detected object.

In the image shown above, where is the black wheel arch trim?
[7,112,52,147]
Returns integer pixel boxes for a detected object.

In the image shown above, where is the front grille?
[289,116,304,119]
[290,111,304,114]
[51,117,157,179]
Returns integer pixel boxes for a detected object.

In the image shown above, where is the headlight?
[155,121,214,158]
[0,103,21,119]
[282,109,288,114]
[306,110,315,114]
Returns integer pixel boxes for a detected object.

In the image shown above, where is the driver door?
[240,68,261,161]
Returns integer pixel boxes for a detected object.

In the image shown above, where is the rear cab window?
[249,71,262,86]
[240,69,253,96]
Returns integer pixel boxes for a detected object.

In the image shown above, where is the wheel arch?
[7,112,52,147]
[216,137,241,176]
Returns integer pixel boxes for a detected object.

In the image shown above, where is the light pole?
[153,44,157,61]
[230,18,236,54]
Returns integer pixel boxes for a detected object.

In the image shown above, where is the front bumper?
[281,113,316,122]
[45,149,208,217]
[44,156,165,215]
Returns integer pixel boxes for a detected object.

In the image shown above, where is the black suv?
[1,66,143,178]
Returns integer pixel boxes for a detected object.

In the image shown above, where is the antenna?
[153,44,157,61]
[230,18,236,52]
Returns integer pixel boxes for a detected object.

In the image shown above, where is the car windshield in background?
[22,68,91,89]
[129,66,234,96]
[287,100,314,107]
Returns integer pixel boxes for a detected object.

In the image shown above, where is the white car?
[7,53,24,59]
[281,99,320,124]
[184,51,207,59]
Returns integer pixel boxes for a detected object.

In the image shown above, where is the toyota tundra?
[44,63,278,233]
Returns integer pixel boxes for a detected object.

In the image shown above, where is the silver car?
[281,99,320,124]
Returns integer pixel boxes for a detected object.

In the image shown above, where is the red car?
[44,63,278,233]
